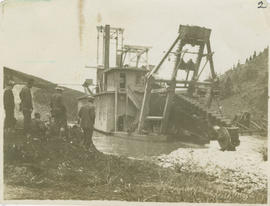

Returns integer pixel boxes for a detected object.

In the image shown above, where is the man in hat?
[78,96,96,149]
[19,78,34,135]
[4,80,16,130]
[50,86,67,136]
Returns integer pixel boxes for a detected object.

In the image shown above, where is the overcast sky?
[0,0,269,91]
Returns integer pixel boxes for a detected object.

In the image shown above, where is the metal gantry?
[137,25,217,134]
[96,25,124,68]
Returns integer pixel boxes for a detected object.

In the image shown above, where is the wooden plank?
[137,77,154,132]
[115,89,118,132]
[206,40,216,79]
[193,42,205,78]
[155,78,212,86]
[146,116,163,120]
[125,92,128,130]
[124,44,152,50]
[161,89,175,133]
[104,25,110,69]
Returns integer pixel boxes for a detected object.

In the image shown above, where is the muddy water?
[93,134,207,159]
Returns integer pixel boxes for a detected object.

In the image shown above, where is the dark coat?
[50,92,66,117]
[78,104,95,129]
[19,86,33,111]
[4,87,15,111]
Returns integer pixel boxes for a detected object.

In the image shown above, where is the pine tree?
[224,76,233,97]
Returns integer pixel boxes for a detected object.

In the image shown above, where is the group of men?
[3,78,96,149]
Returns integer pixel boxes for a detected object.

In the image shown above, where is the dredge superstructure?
[85,24,240,151]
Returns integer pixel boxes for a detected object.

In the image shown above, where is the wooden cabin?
[92,25,151,133]
[94,67,147,132]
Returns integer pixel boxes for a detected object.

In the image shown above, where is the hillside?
[3,67,84,121]
[218,47,268,120]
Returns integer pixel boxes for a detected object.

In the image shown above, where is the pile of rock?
[154,136,267,193]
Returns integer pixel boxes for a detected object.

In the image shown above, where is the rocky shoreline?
[153,136,267,194]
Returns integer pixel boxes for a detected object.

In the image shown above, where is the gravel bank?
[154,136,267,193]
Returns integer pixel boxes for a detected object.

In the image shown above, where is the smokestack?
[104,24,110,69]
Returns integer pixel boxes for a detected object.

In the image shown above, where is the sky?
[0,0,269,91]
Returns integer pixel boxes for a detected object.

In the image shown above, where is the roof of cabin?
[103,67,148,74]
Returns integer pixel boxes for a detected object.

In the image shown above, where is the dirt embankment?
[4,131,267,203]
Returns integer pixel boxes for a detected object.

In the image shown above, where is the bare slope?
[3,67,84,121]
[219,47,268,120]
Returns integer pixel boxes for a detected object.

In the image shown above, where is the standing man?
[4,80,16,130]
[50,86,67,136]
[78,96,96,149]
[19,79,34,135]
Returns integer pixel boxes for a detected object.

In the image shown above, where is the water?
[6,126,207,159]
[93,134,207,159]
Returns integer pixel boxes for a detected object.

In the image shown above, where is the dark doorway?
[117,116,124,131]
[119,73,126,89]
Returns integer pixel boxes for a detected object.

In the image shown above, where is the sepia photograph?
[1,0,269,204]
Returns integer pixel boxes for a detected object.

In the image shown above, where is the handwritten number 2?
[258,1,266,8]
